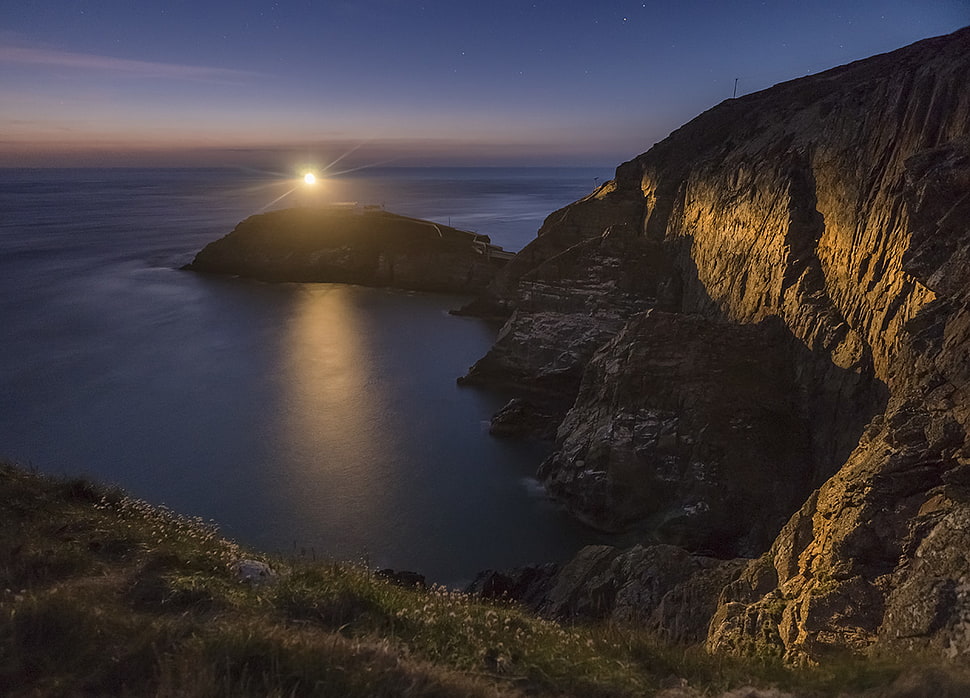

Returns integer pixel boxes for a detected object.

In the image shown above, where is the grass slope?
[0,461,963,697]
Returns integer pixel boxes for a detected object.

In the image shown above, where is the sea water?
[0,166,613,585]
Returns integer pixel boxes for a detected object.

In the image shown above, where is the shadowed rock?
[538,311,814,557]
[185,206,510,294]
[468,544,746,645]
[487,398,561,440]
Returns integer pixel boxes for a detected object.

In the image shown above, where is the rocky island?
[463,26,970,664]
[185,206,512,294]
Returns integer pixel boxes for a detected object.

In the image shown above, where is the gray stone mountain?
[463,27,970,662]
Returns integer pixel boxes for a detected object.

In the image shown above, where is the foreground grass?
[0,461,962,697]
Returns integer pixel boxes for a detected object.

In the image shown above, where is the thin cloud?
[0,45,260,82]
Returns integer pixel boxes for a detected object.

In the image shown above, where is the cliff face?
[466,28,970,660]
[538,311,815,557]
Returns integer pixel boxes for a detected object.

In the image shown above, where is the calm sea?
[0,166,613,585]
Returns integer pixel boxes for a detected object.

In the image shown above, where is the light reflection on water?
[274,285,396,549]
[0,167,615,585]
[253,282,611,584]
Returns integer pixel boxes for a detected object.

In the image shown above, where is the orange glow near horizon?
[303,172,316,185]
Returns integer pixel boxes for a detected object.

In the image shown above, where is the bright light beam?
[325,158,399,177]
[322,139,372,172]
[304,172,316,185]
[257,185,298,212]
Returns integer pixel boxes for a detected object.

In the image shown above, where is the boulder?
[231,559,277,585]
[376,568,427,589]
[465,563,559,608]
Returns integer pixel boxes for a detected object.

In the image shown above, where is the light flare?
[257,185,298,212]
[249,142,389,214]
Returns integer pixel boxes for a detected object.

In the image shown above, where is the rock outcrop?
[538,311,814,556]
[185,206,510,294]
[460,220,674,398]
[464,27,970,662]
[468,544,746,645]
[488,398,560,439]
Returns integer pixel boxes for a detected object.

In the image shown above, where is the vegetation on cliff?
[5,461,957,697]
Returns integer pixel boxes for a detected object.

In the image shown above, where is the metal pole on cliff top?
[734,78,739,99]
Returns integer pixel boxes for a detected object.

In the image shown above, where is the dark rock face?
[468,544,745,645]
[464,28,970,660]
[487,398,560,440]
[185,207,509,294]
[539,311,814,557]
[466,563,559,609]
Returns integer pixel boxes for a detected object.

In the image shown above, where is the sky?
[1,1,967,169]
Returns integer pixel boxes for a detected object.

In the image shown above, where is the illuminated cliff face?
[466,27,970,660]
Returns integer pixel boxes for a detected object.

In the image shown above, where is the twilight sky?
[1,1,967,168]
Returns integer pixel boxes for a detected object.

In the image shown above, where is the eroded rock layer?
[466,28,970,661]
